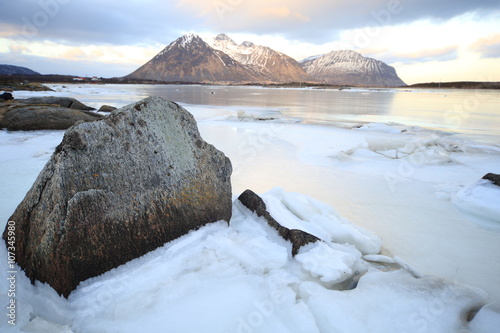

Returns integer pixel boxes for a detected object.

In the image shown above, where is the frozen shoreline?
[1,84,500,331]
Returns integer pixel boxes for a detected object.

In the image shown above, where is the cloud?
[8,43,30,54]
[364,45,460,64]
[1,0,200,46]
[2,0,498,47]
[0,51,138,77]
[395,45,460,63]
[470,34,500,58]
[1,0,499,82]
[0,23,22,38]
[62,47,87,59]
[179,0,500,43]
[259,7,291,18]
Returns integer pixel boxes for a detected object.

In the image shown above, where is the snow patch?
[261,187,382,255]
[452,179,500,226]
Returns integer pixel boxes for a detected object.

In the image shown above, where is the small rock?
[483,173,500,187]
[98,105,117,112]
[0,92,13,102]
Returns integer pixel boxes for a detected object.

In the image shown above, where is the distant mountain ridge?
[0,64,40,75]
[300,50,406,86]
[126,34,406,86]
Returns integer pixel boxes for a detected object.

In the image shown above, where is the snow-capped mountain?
[126,34,405,86]
[210,33,312,82]
[125,34,264,83]
[301,50,406,86]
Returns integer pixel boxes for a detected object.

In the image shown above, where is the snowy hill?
[210,33,312,82]
[125,34,264,83]
[301,50,406,86]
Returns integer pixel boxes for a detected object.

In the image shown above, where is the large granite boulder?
[3,96,232,297]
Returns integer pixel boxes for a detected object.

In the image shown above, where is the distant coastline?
[407,81,500,90]
[1,73,499,91]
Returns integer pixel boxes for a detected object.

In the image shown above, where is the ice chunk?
[295,242,363,284]
[300,270,489,333]
[354,123,402,134]
[261,187,382,254]
[363,254,395,264]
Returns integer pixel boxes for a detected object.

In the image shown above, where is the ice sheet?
[2,192,498,332]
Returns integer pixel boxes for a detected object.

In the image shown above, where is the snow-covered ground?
[1,84,500,332]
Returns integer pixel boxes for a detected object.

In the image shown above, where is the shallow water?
[60,84,500,144]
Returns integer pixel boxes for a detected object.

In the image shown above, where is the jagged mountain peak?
[174,33,204,48]
[214,33,234,42]
[156,33,208,58]
[209,33,312,82]
[299,54,324,63]
[241,41,255,48]
[213,34,255,50]
[324,50,377,63]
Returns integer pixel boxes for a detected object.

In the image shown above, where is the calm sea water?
[70,84,500,144]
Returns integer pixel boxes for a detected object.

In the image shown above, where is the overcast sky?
[1,0,499,83]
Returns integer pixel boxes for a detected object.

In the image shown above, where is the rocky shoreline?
[0,96,104,131]
[1,95,331,298]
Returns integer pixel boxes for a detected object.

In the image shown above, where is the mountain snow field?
[1,84,500,332]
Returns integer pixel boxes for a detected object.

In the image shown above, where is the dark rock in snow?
[2,96,232,297]
[0,92,13,102]
[238,189,320,255]
[483,173,500,187]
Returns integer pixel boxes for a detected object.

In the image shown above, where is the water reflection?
[69,84,499,143]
